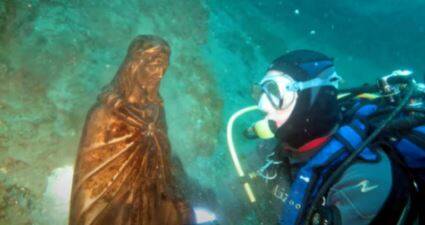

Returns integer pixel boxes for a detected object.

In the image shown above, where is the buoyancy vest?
[394,125,425,189]
[392,125,425,224]
[279,104,425,225]
[367,125,425,225]
[279,119,379,225]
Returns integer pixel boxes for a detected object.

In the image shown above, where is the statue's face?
[127,36,170,87]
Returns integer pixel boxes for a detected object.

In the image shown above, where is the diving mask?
[257,71,298,127]
[258,68,341,111]
[257,68,341,128]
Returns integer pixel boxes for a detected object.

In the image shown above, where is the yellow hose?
[226,105,259,203]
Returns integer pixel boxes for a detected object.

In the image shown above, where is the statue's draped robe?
[70,95,192,225]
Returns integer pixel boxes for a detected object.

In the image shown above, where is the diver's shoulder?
[326,150,393,222]
[335,150,392,189]
[327,149,393,208]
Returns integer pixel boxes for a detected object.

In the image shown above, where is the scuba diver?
[238,50,425,225]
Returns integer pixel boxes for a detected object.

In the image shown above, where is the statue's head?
[111,35,171,100]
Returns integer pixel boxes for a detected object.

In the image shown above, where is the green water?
[0,1,424,224]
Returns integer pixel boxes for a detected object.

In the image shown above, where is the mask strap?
[286,67,341,92]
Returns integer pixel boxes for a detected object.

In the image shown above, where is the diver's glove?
[309,205,341,225]
[243,126,259,139]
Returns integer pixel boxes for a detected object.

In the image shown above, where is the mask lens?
[261,80,283,109]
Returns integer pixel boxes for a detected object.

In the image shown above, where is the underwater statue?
[69,35,193,225]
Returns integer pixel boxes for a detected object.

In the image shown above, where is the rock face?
[69,35,193,225]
